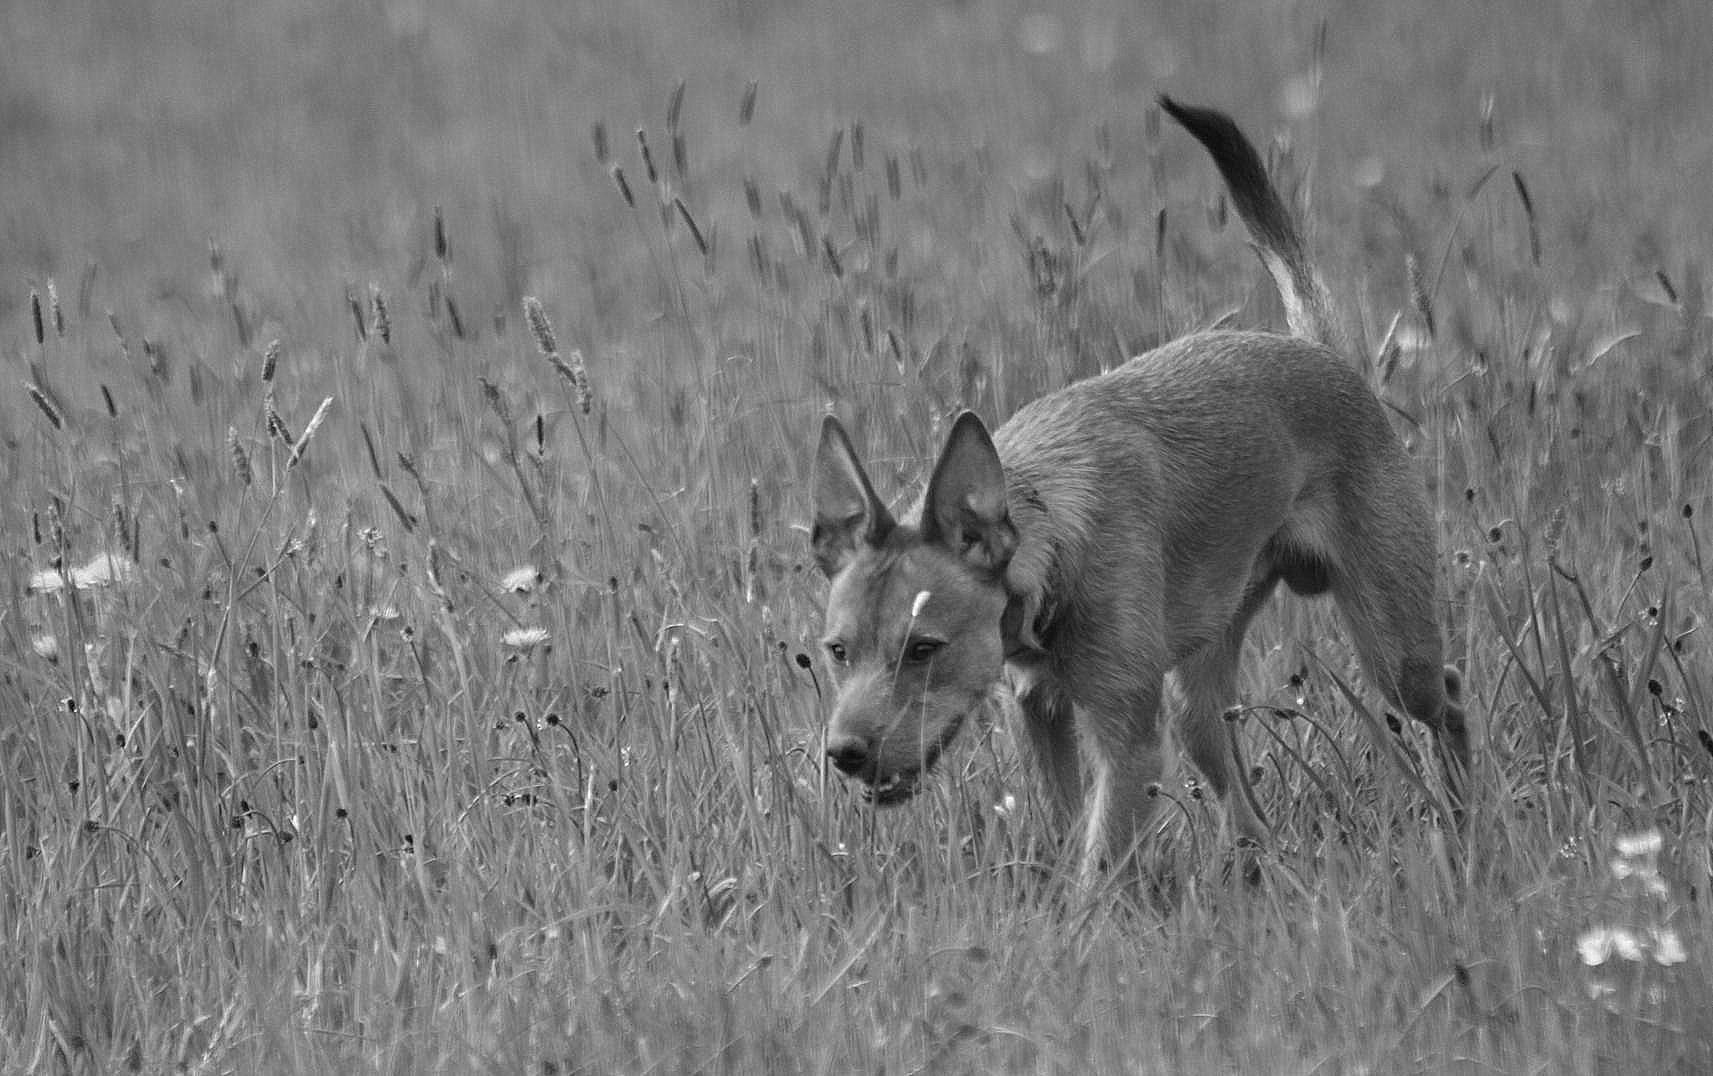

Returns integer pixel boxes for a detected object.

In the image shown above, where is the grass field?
[3,0,1712,1071]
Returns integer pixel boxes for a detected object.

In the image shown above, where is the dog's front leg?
[1076,683,1168,883]
[1014,678,1084,831]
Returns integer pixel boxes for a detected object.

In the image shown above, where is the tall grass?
[2,1,1711,1072]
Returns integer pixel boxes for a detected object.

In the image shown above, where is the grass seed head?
[287,396,334,469]
[30,288,44,345]
[370,286,391,345]
[1512,171,1540,266]
[1407,253,1435,337]
[445,293,465,338]
[380,484,417,531]
[523,297,558,356]
[346,284,368,341]
[674,198,709,256]
[25,382,62,431]
[738,80,757,125]
[560,350,593,415]
[611,165,635,208]
[262,339,280,383]
[636,128,659,184]
[265,392,295,446]
[478,377,512,425]
[1544,505,1567,564]
[228,425,253,486]
[106,309,130,361]
[667,80,685,132]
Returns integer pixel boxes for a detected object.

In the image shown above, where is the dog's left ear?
[812,415,896,577]
[923,411,1017,573]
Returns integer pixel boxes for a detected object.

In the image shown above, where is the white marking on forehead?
[911,590,932,618]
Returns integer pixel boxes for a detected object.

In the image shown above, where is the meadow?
[2,0,1712,1071]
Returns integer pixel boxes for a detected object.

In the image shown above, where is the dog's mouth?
[850,735,952,807]
[861,769,924,806]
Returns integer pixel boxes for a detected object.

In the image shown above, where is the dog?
[810,97,1469,879]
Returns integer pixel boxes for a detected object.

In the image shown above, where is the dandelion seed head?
[500,566,540,594]
[502,627,551,650]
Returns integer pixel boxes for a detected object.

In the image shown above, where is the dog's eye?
[824,642,848,664]
[904,638,944,663]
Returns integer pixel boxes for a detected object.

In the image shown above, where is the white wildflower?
[500,566,540,593]
[28,553,138,594]
[1577,926,1645,966]
[1615,830,1663,858]
[1650,928,1688,967]
[502,627,550,650]
[73,552,136,588]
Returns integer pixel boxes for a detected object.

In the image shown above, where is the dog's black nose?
[826,734,870,776]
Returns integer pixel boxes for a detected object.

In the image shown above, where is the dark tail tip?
[1158,95,1346,353]
[1157,95,1299,260]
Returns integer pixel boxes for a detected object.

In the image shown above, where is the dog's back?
[993,328,1410,668]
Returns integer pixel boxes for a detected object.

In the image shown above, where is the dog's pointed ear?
[812,415,896,577]
[922,411,1016,573]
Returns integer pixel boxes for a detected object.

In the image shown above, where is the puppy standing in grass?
[811,98,1469,879]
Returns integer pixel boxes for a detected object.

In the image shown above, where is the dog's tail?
[1159,96,1348,356]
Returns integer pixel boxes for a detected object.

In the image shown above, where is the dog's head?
[810,412,1016,805]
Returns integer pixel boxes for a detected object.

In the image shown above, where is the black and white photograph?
[2,1,1709,1071]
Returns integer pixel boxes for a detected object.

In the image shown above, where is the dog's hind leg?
[1175,578,1279,850]
[1325,498,1471,802]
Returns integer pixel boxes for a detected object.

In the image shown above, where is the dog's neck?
[1000,594,1049,662]
[994,475,1067,663]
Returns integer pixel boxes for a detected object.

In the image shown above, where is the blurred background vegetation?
[5,0,1709,346]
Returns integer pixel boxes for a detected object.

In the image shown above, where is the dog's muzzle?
[826,723,958,806]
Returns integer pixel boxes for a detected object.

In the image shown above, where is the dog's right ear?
[811,415,896,577]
